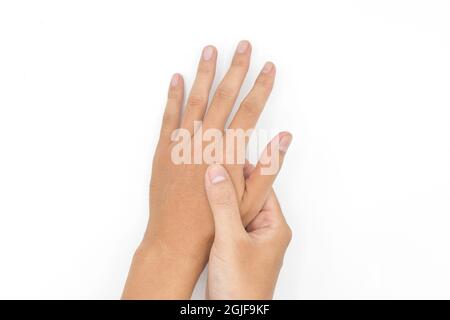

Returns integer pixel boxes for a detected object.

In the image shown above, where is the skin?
[122,41,292,299]
[205,163,292,300]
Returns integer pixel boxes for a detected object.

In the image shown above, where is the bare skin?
[122,41,292,299]
[205,164,292,300]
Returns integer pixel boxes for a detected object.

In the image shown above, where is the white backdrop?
[1,0,449,299]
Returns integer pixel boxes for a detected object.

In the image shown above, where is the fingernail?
[262,61,274,74]
[279,134,292,152]
[202,46,214,61]
[236,40,249,54]
[208,164,227,184]
[170,73,180,87]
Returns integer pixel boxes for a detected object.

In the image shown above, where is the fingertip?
[236,40,252,54]
[255,61,276,88]
[202,45,217,61]
[169,73,180,86]
[278,132,292,153]
[261,61,276,75]
[169,74,184,97]
[198,46,217,74]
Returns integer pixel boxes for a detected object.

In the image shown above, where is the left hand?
[123,41,290,299]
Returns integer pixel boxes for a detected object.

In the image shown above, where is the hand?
[205,163,292,300]
[122,41,290,299]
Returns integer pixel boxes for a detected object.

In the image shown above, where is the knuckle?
[239,98,261,118]
[231,56,249,68]
[197,63,214,74]
[162,110,176,124]
[255,74,274,89]
[211,186,235,207]
[281,224,293,244]
[187,95,207,108]
[213,196,234,208]
[214,86,235,102]
[167,90,180,100]
[213,199,235,211]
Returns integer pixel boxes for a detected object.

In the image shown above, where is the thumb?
[205,164,245,239]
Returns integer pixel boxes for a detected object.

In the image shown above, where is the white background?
[0,0,449,299]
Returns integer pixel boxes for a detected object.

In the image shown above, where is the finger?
[229,62,276,139]
[203,40,252,130]
[159,73,184,144]
[246,190,292,245]
[244,161,282,223]
[205,164,246,239]
[246,190,282,232]
[241,132,292,225]
[262,190,284,221]
[181,45,217,135]
[261,191,292,241]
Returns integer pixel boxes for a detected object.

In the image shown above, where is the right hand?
[205,165,291,300]
[205,163,292,300]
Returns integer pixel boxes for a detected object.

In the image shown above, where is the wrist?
[141,223,214,263]
[122,238,206,299]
